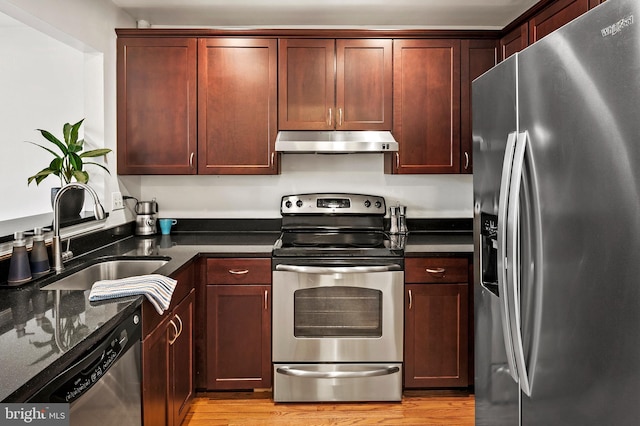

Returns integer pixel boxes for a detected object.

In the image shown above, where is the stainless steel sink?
[43,258,170,291]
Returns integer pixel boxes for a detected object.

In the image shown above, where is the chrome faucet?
[52,182,106,272]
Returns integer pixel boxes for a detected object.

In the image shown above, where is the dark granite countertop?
[0,218,472,402]
[0,231,278,402]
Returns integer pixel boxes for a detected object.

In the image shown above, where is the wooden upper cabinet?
[461,39,497,174]
[336,39,393,130]
[279,39,334,130]
[198,38,278,174]
[278,38,392,130]
[391,39,461,174]
[117,37,197,174]
[500,23,528,61]
[529,0,589,44]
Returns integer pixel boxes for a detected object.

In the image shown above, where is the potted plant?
[27,119,112,218]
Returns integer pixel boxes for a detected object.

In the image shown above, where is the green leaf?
[27,168,55,186]
[49,157,63,171]
[68,152,83,171]
[72,170,89,183]
[37,129,67,155]
[68,119,84,145]
[63,122,72,146]
[80,148,112,158]
[26,141,63,160]
[68,142,83,154]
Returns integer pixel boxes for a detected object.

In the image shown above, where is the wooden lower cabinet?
[205,258,271,390]
[142,264,195,426]
[404,257,470,388]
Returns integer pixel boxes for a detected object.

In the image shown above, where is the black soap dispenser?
[30,227,50,277]
[7,232,32,285]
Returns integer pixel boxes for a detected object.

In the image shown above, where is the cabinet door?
[529,0,589,44]
[170,290,194,426]
[500,23,528,61]
[206,285,271,390]
[461,39,498,174]
[142,316,170,426]
[198,38,278,174]
[278,39,335,130]
[405,283,469,388]
[391,39,461,174]
[336,39,392,130]
[117,38,197,174]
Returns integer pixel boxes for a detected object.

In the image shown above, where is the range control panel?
[281,193,386,215]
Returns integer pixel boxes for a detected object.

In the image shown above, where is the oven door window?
[293,286,382,338]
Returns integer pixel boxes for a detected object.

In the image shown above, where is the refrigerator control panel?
[480,212,499,297]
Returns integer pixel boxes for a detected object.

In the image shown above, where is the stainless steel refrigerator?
[473,0,640,424]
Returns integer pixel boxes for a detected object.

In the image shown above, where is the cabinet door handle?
[174,314,183,338]
[271,152,275,167]
[396,152,400,170]
[168,319,179,345]
[426,267,446,277]
[264,290,268,310]
[464,152,470,170]
[328,108,333,127]
[189,152,195,168]
[338,108,343,127]
[228,269,249,275]
[408,289,413,310]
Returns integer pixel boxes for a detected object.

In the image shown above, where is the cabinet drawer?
[405,258,468,284]
[207,258,271,285]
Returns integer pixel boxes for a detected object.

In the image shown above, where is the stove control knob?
[285,200,292,208]
[364,200,371,208]
[296,200,303,208]
[375,201,382,209]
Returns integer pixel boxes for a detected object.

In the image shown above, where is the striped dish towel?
[89,274,177,315]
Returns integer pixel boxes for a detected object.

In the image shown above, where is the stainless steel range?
[271,193,404,402]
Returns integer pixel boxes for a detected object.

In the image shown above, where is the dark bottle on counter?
[30,227,50,277]
[7,231,32,284]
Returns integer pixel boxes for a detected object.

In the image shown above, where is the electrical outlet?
[112,192,124,210]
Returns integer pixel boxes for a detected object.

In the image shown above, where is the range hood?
[275,131,398,154]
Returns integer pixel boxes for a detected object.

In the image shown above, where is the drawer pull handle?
[408,289,413,310]
[426,267,446,275]
[228,269,249,275]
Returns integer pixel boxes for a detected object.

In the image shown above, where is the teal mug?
[158,218,177,235]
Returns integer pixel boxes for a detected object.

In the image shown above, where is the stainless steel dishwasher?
[29,308,142,425]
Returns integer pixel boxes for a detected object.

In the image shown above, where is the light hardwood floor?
[183,390,474,425]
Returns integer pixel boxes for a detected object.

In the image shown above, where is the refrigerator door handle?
[497,131,519,383]
[506,130,533,396]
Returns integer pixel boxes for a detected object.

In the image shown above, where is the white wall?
[0,22,84,221]
[129,155,473,219]
[0,0,135,226]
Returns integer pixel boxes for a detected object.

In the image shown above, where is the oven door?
[272,264,404,363]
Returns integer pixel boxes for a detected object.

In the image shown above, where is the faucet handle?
[61,239,73,262]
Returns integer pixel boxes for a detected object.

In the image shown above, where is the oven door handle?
[275,264,402,274]
[276,366,400,378]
